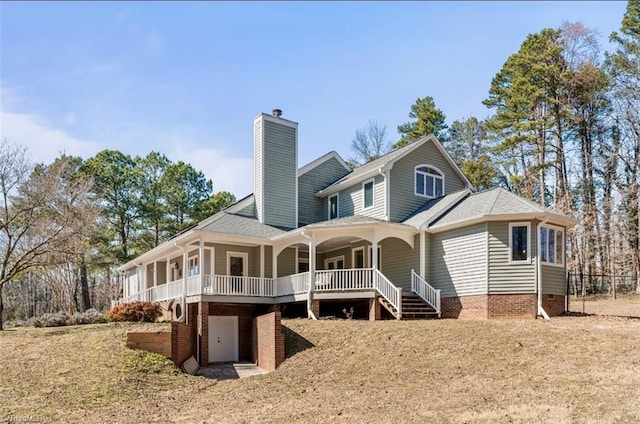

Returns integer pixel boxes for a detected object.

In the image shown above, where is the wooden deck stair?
[379,293,440,320]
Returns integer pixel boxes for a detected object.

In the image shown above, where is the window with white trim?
[188,256,199,277]
[540,224,564,265]
[415,165,444,198]
[328,194,338,220]
[352,247,365,269]
[362,179,374,209]
[509,222,530,263]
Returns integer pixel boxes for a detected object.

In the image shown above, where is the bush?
[38,312,71,327]
[106,301,162,323]
[70,308,107,325]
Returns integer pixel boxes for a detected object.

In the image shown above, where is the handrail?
[411,269,441,317]
[312,269,402,319]
[372,269,402,319]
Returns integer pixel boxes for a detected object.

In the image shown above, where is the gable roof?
[428,187,578,232]
[298,150,350,177]
[315,134,473,197]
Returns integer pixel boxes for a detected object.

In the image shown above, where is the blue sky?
[0,1,628,198]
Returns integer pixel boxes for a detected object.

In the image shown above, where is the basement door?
[208,316,239,362]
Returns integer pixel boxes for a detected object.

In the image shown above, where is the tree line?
[350,1,640,291]
[0,144,235,329]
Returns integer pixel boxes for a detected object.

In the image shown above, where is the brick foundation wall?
[441,295,488,319]
[252,311,285,372]
[441,294,542,319]
[369,297,381,321]
[311,299,320,318]
[171,322,193,365]
[542,294,566,316]
[487,294,537,319]
[198,303,257,365]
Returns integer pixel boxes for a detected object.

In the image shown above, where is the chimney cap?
[272,108,282,118]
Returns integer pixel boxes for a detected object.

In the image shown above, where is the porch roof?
[196,212,288,238]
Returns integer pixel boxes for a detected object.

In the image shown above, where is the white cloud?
[1,111,103,164]
[176,147,254,199]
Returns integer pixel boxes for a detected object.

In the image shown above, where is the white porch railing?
[118,269,405,318]
[275,272,310,296]
[313,268,402,318]
[205,275,276,296]
[411,269,441,316]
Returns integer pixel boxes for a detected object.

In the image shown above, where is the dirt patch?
[1,318,640,423]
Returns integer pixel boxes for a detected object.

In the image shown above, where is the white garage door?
[208,316,239,362]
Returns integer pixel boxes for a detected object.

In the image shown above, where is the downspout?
[379,164,392,221]
[537,218,550,320]
[175,242,188,323]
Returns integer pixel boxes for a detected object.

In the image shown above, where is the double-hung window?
[540,224,564,266]
[415,165,444,198]
[509,222,530,263]
[363,179,374,209]
[328,194,338,220]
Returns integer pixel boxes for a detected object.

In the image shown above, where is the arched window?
[415,165,444,198]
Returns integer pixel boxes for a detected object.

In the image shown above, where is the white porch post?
[307,236,316,319]
[420,231,426,278]
[372,237,379,270]
[260,245,265,279]
[199,238,205,294]
[272,248,278,279]
[166,256,170,283]
[153,261,157,287]
[182,248,188,298]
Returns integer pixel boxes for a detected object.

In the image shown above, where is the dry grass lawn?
[569,292,640,317]
[2,314,640,423]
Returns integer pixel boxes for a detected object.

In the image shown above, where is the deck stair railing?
[411,269,441,317]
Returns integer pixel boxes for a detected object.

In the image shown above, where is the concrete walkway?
[196,362,266,380]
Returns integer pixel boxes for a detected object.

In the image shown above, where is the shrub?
[106,301,162,323]
[37,312,71,327]
[70,308,107,325]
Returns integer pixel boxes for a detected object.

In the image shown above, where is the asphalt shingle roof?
[402,189,470,228]
[196,212,287,238]
[429,187,564,229]
[318,140,424,193]
[303,215,388,228]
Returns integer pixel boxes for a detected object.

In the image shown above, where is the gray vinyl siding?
[254,118,263,223]
[264,246,273,278]
[298,157,350,225]
[322,174,386,220]
[277,247,297,278]
[318,246,352,270]
[542,265,566,295]
[156,261,166,285]
[429,223,487,297]
[389,141,467,222]
[380,235,420,291]
[145,264,153,288]
[488,221,537,293]
[261,119,297,229]
[212,243,260,277]
[203,250,212,275]
[236,198,256,218]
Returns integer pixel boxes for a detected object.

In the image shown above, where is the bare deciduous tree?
[0,141,98,330]
[349,120,392,166]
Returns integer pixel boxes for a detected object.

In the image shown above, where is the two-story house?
[118,109,576,365]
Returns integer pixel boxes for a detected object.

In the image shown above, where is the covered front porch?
[118,219,441,319]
